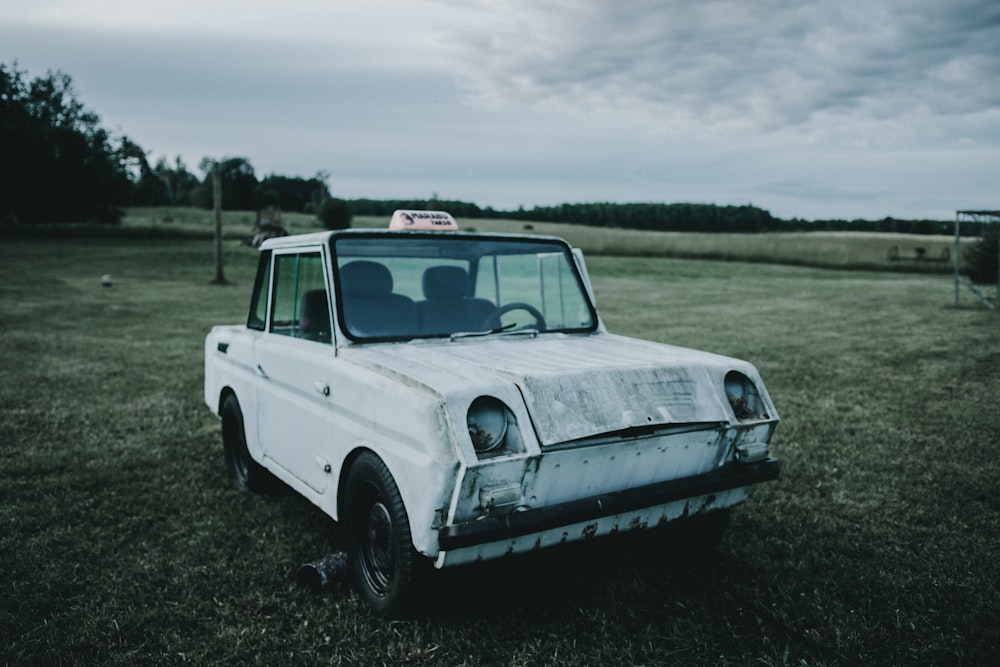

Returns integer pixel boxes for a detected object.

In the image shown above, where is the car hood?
[341,333,749,446]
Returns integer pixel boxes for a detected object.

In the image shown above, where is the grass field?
[111,207,966,274]
[1,233,998,665]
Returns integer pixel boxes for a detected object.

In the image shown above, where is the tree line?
[0,61,976,237]
[1,63,337,224]
[352,198,964,236]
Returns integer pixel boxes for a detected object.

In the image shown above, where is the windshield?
[331,233,598,342]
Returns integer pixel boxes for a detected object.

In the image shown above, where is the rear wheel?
[220,394,274,493]
[344,451,422,617]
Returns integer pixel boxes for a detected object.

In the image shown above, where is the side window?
[539,252,593,328]
[247,250,272,331]
[269,252,331,342]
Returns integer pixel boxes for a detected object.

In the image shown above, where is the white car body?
[204,216,779,615]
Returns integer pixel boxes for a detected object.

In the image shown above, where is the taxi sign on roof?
[389,210,458,231]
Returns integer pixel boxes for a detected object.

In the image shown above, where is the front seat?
[417,265,496,335]
[338,261,417,338]
[299,289,331,343]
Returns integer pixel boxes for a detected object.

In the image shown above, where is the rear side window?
[269,252,331,343]
[247,251,272,331]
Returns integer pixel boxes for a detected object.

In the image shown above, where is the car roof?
[259,230,335,250]
[258,228,570,251]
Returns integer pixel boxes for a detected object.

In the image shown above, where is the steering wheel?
[482,302,547,332]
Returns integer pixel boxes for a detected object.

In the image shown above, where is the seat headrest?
[422,265,467,300]
[300,289,329,335]
[340,261,393,297]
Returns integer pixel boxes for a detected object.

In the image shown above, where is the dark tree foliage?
[964,229,999,285]
[152,156,200,206]
[350,198,486,219]
[190,162,331,213]
[349,198,954,235]
[1,62,136,224]
[123,152,198,208]
[504,202,780,233]
[195,157,259,211]
[257,173,331,212]
[799,216,953,234]
[317,197,352,230]
[351,199,780,232]
[120,154,200,207]
[120,136,163,206]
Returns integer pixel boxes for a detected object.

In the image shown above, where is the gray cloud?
[1,0,998,219]
[446,0,1000,129]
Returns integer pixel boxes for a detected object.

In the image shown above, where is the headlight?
[467,396,508,453]
[724,371,767,421]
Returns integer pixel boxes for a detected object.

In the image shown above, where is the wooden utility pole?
[212,161,225,284]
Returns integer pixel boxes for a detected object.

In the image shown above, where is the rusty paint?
[469,424,495,451]
[628,516,648,531]
[436,485,757,567]
[697,494,718,514]
[529,456,542,474]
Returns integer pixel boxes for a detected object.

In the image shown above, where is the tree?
[1,62,137,224]
[196,157,258,210]
[118,136,164,206]
[257,173,331,212]
[964,229,999,285]
[152,156,199,206]
[317,197,352,230]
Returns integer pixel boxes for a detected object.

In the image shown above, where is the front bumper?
[437,457,780,551]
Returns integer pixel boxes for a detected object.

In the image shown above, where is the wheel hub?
[362,501,395,593]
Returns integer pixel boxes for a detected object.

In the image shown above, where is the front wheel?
[343,451,423,617]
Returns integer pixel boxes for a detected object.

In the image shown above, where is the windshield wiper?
[449,323,516,341]
[497,327,539,338]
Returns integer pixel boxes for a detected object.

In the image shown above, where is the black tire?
[220,393,273,493]
[343,451,422,618]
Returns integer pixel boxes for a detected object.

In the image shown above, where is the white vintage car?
[204,211,780,616]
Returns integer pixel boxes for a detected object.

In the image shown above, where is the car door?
[254,247,337,495]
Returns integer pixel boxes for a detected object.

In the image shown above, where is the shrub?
[317,197,352,230]
[963,229,999,285]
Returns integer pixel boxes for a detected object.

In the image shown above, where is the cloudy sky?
[2,0,998,220]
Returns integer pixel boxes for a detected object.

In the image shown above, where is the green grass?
[464,221,961,273]
[20,206,964,274]
[360,213,964,273]
[1,236,998,665]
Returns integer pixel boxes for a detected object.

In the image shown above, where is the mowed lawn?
[1,235,997,666]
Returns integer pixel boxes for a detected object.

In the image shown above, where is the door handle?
[314,381,330,397]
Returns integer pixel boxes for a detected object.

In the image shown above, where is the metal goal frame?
[954,210,1000,309]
